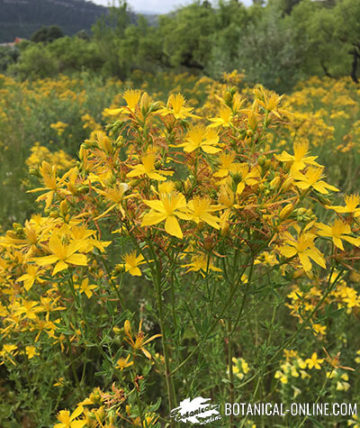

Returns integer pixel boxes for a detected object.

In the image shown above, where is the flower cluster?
[1,72,360,426]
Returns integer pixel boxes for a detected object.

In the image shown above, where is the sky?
[91,0,252,15]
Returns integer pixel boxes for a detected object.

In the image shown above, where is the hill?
[0,0,108,42]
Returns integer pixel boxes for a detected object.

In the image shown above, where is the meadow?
[0,69,360,427]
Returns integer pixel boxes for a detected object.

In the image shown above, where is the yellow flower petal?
[165,216,183,238]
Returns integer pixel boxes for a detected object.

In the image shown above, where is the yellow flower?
[274,370,288,384]
[124,320,161,359]
[127,153,173,181]
[123,251,146,276]
[316,219,360,250]
[15,300,43,320]
[17,265,43,291]
[116,355,134,371]
[283,349,298,360]
[229,364,243,380]
[326,370,336,379]
[218,185,236,209]
[297,358,307,369]
[70,225,110,254]
[103,90,142,117]
[182,254,221,277]
[132,413,159,427]
[209,105,233,128]
[341,373,349,381]
[141,189,189,239]
[178,125,221,154]
[348,414,360,427]
[326,194,360,217]
[123,89,142,112]
[290,365,299,378]
[186,197,221,229]
[276,141,320,173]
[34,234,87,276]
[54,377,65,387]
[28,161,67,209]
[50,121,68,136]
[159,93,197,120]
[306,353,324,370]
[311,323,326,336]
[255,87,283,117]
[143,413,159,427]
[292,167,339,194]
[337,381,350,391]
[279,231,326,272]
[94,182,129,219]
[232,357,250,375]
[213,153,239,178]
[76,278,97,298]
[0,344,18,365]
[235,163,261,195]
[25,346,38,359]
[54,406,85,428]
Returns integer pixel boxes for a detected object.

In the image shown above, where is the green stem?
[148,243,177,427]
[230,256,255,336]
[171,255,250,376]
[239,268,345,390]
[123,223,178,418]
[227,319,235,428]
[101,255,124,310]
[132,366,146,427]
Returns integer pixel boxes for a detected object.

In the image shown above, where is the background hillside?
[0,0,359,93]
[0,0,108,42]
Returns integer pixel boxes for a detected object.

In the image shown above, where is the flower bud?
[184,178,192,192]
[270,176,281,190]
[257,155,266,166]
[317,194,331,205]
[140,92,151,114]
[281,176,293,192]
[279,204,293,220]
[60,200,68,217]
[224,90,234,107]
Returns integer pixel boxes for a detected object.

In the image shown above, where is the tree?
[289,0,358,82]
[158,2,216,70]
[0,46,19,73]
[206,0,251,77]
[276,0,302,15]
[288,0,342,78]
[235,3,304,92]
[9,43,57,79]
[92,0,131,78]
[76,30,90,41]
[333,0,360,82]
[31,25,64,43]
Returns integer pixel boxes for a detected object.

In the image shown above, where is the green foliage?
[9,37,104,79]
[0,74,124,229]
[158,2,216,70]
[31,25,64,43]
[333,0,360,82]
[235,5,303,91]
[49,37,104,73]
[4,0,360,92]
[9,44,58,79]
[0,46,18,73]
